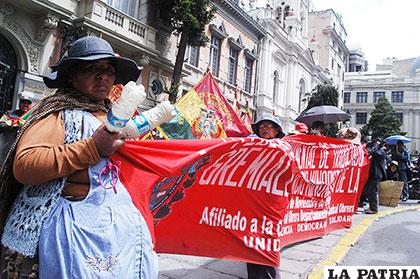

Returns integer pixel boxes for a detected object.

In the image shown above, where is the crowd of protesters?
[0,35,418,279]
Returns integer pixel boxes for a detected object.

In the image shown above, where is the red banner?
[112,134,369,266]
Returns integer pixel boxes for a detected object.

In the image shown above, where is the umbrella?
[384,135,411,145]
[295,105,350,125]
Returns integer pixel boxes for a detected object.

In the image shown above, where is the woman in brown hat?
[0,36,157,278]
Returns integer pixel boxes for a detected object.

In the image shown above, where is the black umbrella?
[296,105,350,125]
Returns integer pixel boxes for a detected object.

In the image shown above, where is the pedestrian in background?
[0,36,158,278]
[394,140,410,201]
[288,122,309,135]
[7,98,32,118]
[364,138,389,214]
[337,127,361,145]
[387,161,400,181]
[309,121,325,136]
[247,113,284,279]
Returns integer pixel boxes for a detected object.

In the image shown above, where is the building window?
[106,0,135,17]
[391,91,404,103]
[209,36,221,77]
[185,45,199,67]
[244,58,253,93]
[395,112,403,125]
[356,92,367,103]
[344,92,350,103]
[373,91,385,103]
[356,112,367,125]
[331,58,334,70]
[228,47,239,85]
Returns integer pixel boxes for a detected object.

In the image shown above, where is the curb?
[307,204,420,279]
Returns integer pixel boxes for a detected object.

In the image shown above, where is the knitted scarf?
[0,88,110,227]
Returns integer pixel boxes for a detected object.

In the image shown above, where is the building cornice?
[212,0,266,39]
[322,27,349,53]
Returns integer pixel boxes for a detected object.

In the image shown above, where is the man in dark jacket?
[365,138,389,214]
[395,140,410,201]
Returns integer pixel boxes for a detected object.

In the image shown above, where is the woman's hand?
[92,124,125,157]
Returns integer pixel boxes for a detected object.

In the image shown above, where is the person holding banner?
[246,113,284,279]
[0,36,158,278]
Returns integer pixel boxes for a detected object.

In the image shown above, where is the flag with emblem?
[159,72,250,139]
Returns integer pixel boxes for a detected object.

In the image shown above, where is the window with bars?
[356,112,367,124]
[344,92,350,103]
[373,91,385,103]
[391,91,404,103]
[244,58,253,93]
[185,45,199,67]
[210,36,221,77]
[356,92,367,103]
[228,47,239,85]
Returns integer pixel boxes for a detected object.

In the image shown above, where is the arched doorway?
[0,33,18,115]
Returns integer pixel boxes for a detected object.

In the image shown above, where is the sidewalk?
[157,201,420,279]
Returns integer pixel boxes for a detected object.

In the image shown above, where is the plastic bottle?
[105,81,146,132]
[121,101,176,139]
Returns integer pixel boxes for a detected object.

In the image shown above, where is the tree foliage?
[306,84,339,109]
[157,0,216,103]
[304,84,339,137]
[360,96,403,140]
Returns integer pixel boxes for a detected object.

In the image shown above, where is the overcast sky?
[311,0,420,70]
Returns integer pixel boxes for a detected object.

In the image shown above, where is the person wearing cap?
[251,114,285,139]
[0,36,157,278]
[7,98,32,118]
[386,161,400,181]
[247,113,283,279]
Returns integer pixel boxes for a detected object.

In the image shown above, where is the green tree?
[157,0,216,103]
[306,84,338,109]
[361,96,403,139]
[304,84,339,137]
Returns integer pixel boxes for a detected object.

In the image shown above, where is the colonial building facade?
[0,0,161,114]
[158,0,265,115]
[0,0,265,117]
[344,56,420,150]
[248,0,331,132]
[0,0,349,131]
[308,8,349,107]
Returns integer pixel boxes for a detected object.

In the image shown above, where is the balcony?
[81,0,156,49]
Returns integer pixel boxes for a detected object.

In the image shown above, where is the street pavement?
[157,201,420,279]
